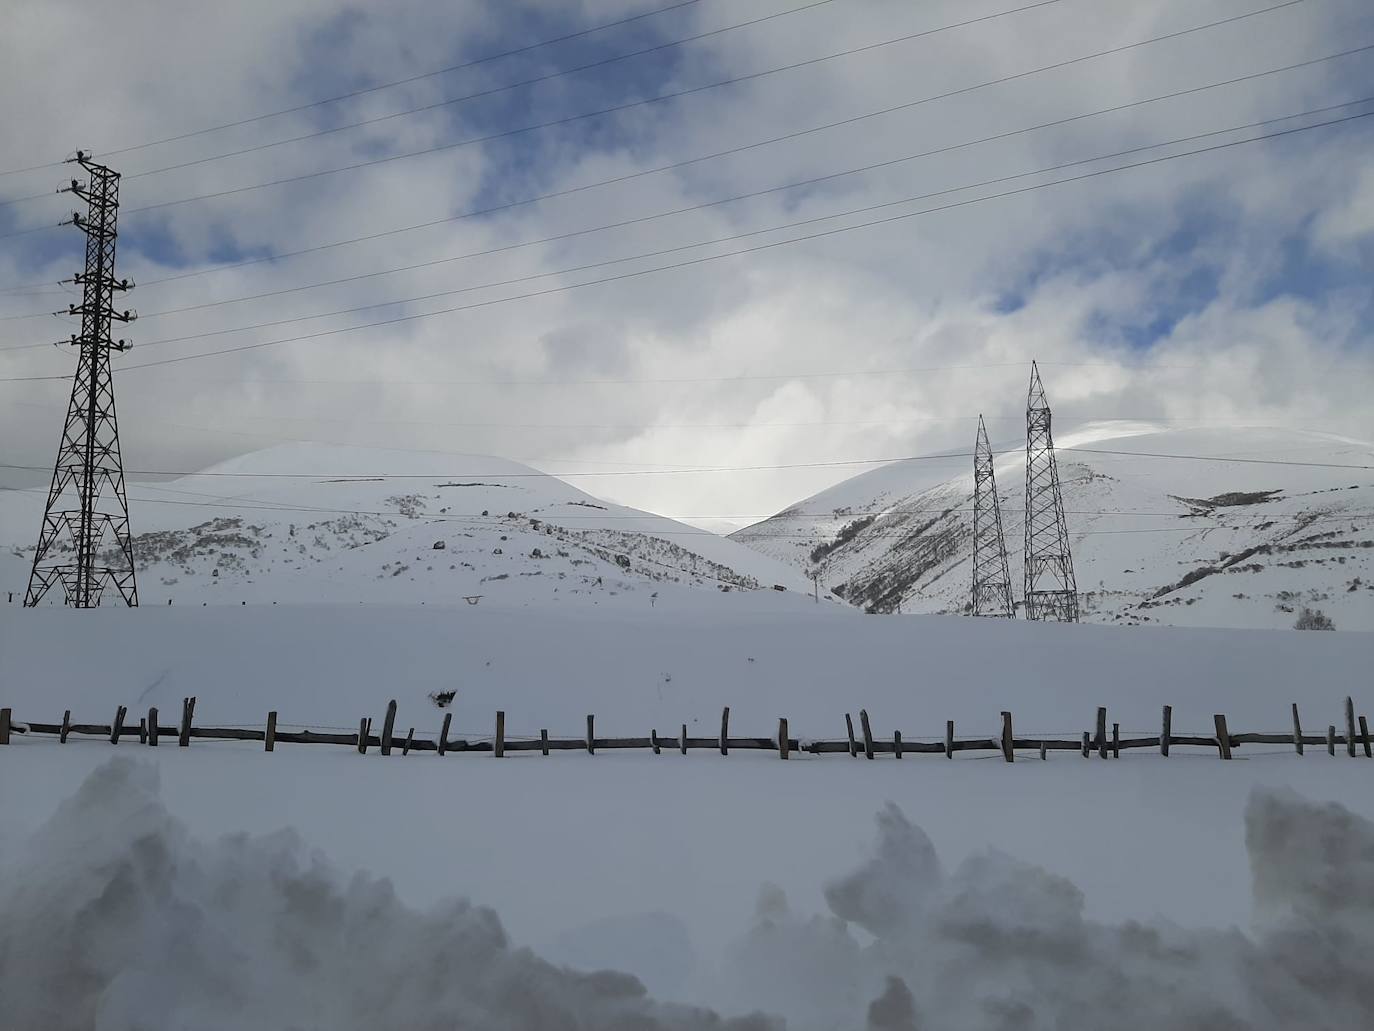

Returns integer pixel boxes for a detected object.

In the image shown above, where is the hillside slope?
[732,425,1374,630]
[0,444,826,610]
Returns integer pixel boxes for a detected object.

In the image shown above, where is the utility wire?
[0,0,844,206]
[1,102,1362,379]
[0,0,1288,239]
[0,445,1367,479]
[118,0,848,183]
[0,0,1320,281]
[111,0,1066,215]
[75,43,1361,325]
[0,0,711,179]
[99,97,1374,351]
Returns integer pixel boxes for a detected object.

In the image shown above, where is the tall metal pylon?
[971,415,1014,617]
[1022,361,1077,621]
[26,152,139,608]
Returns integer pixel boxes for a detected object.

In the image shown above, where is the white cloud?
[0,0,1370,526]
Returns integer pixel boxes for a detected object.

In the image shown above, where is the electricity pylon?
[1022,361,1077,621]
[26,152,139,608]
[971,416,1014,617]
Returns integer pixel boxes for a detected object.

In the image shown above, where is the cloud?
[0,0,1370,526]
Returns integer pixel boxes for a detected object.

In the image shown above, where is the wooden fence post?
[720,707,730,756]
[945,720,954,759]
[1081,731,1089,758]
[357,717,371,754]
[1096,707,1108,760]
[778,718,789,760]
[60,710,72,744]
[1112,723,1120,759]
[1360,716,1372,759]
[380,700,398,756]
[1345,697,1357,758]
[148,707,159,747]
[679,723,687,756]
[1039,741,1047,761]
[402,728,414,756]
[1213,714,1232,760]
[846,714,858,758]
[138,718,148,745]
[586,714,595,755]
[541,729,549,756]
[1291,703,1303,756]
[0,708,9,746]
[1327,725,1336,757]
[894,731,902,759]
[111,705,126,745]
[1161,705,1172,757]
[438,713,451,757]
[179,697,196,747]
[495,711,506,757]
[999,711,1014,763]
[859,709,875,760]
[651,729,660,755]
[265,711,277,752]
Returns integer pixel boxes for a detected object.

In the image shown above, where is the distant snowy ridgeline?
[733,424,1374,631]
[0,443,822,610]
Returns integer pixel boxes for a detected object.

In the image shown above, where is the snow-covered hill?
[732,425,1374,630]
[0,444,826,610]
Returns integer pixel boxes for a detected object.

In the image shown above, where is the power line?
[118,0,848,185]
[9,477,1364,534]
[0,0,711,180]
[104,98,1374,352]
[92,43,1365,325]
[0,0,1288,240]
[0,360,1211,388]
[0,1,1321,282]
[0,444,1367,480]
[3,102,1360,380]
[114,0,1071,214]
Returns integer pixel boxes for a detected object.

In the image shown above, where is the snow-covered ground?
[0,443,827,610]
[1,604,1372,1027]
[2,439,1372,1028]
[733,424,1374,630]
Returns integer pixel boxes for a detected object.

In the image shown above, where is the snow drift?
[715,793,1374,1030]
[3,761,1372,1030]
[0,758,773,1031]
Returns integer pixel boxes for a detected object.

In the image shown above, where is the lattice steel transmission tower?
[26,152,139,608]
[971,415,1014,617]
[1022,361,1077,621]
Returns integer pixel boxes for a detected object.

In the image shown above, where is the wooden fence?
[1,697,1371,762]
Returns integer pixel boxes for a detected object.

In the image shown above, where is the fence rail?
[1,697,1371,763]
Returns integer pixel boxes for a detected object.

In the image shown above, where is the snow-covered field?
[2,440,1372,1028]
[0,443,827,610]
[734,424,1374,630]
[1,604,1372,1028]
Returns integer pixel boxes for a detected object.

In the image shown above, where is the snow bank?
[3,761,1372,1030]
[0,758,772,1031]
[715,792,1374,1030]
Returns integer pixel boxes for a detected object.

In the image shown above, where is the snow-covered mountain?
[731,425,1374,630]
[0,444,826,610]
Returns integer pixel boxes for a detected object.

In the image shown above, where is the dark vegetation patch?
[809,515,875,564]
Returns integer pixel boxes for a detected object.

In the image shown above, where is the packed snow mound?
[714,789,1374,1030]
[732,424,1374,630]
[4,761,1373,1030]
[0,443,825,609]
[0,758,773,1031]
